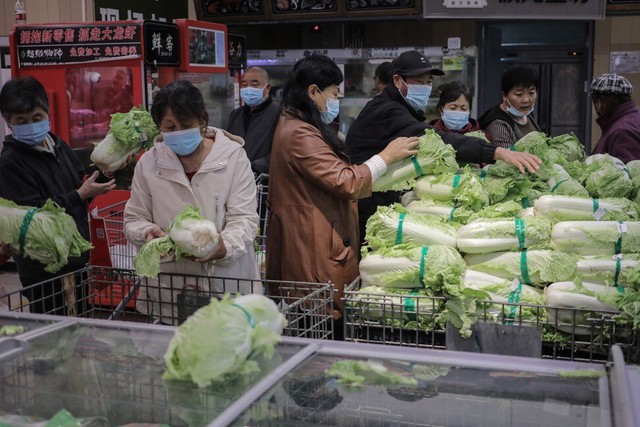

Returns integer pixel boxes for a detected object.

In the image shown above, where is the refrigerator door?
[0,321,306,426]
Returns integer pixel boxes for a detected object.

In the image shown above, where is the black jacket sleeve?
[437,131,498,164]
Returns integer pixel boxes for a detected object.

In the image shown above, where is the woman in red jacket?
[430,81,491,141]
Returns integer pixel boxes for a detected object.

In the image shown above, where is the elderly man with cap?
[345,50,542,244]
[591,73,640,163]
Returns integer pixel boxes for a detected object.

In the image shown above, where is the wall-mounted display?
[272,0,337,13]
[346,0,415,10]
[202,0,263,16]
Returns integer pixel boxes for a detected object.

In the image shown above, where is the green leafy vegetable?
[551,221,640,256]
[0,198,92,273]
[163,294,285,388]
[325,359,418,387]
[90,106,159,174]
[365,204,458,250]
[456,217,551,254]
[134,206,219,278]
[583,154,633,199]
[413,169,489,211]
[373,129,458,192]
[464,250,579,286]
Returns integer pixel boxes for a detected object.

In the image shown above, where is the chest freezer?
[0,313,636,427]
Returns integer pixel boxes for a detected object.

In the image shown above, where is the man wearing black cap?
[345,50,542,245]
[591,73,640,163]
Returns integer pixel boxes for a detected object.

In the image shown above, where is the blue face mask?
[319,91,340,125]
[507,101,534,118]
[11,119,51,146]
[240,86,266,107]
[402,79,432,111]
[162,127,203,156]
[442,110,470,131]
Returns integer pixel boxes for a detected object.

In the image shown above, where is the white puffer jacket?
[124,127,261,324]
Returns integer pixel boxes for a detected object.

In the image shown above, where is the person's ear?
[264,83,271,96]
[392,75,404,90]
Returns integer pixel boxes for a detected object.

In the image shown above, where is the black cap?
[391,50,444,78]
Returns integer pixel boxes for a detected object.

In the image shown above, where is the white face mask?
[507,100,534,118]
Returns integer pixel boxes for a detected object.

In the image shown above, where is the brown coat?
[266,111,372,317]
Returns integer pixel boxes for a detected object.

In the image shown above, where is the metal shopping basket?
[6,266,335,339]
[89,190,139,310]
[255,173,269,278]
[343,279,640,363]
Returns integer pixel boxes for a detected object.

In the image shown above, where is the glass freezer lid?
[0,312,62,338]
[230,354,606,427]
[0,322,306,427]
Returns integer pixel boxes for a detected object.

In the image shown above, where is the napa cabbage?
[134,206,220,277]
[163,294,284,388]
[0,198,92,273]
[373,129,458,192]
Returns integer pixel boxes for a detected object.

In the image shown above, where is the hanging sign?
[14,22,142,67]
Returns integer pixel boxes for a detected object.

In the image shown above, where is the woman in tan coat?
[266,54,419,334]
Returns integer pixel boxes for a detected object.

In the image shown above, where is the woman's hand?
[77,171,116,200]
[145,226,166,241]
[494,147,542,174]
[193,239,227,263]
[378,136,420,165]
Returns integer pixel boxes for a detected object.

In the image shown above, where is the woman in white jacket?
[124,80,261,324]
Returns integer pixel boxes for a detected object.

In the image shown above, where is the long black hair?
[281,54,344,153]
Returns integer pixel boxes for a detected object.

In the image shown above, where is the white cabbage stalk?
[456,217,551,254]
[551,221,640,256]
[360,253,417,288]
[413,175,453,201]
[544,281,619,335]
[405,200,454,218]
[534,195,639,223]
[576,255,640,286]
[170,218,219,258]
[400,190,419,207]
[90,132,138,174]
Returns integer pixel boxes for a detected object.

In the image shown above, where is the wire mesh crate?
[343,281,640,363]
[5,266,335,339]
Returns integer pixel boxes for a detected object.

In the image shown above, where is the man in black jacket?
[0,77,115,314]
[345,50,541,244]
[226,66,281,176]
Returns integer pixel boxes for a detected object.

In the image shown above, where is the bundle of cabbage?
[348,285,442,324]
[463,269,545,324]
[456,217,551,254]
[576,254,640,289]
[546,163,589,198]
[404,197,472,224]
[0,198,92,273]
[545,133,586,164]
[372,129,458,192]
[90,106,160,174]
[413,169,489,212]
[583,154,634,199]
[359,244,466,290]
[544,281,619,336]
[551,221,640,256]
[163,294,286,388]
[134,205,220,277]
[479,161,534,205]
[365,204,457,250]
[534,195,639,223]
[464,249,578,285]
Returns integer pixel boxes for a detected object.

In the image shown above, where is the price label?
[613,253,623,260]
[592,208,605,221]
[511,278,520,291]
[617,222,628,233]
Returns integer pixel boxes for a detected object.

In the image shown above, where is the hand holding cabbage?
[134,205,221,277]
